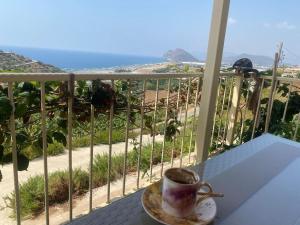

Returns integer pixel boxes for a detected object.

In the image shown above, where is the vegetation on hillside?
[0,69,199,182]
[5,134,193,219]
[0,50,63,73]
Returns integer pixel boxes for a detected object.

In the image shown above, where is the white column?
[195,0,230,162]
[226,75,243,145]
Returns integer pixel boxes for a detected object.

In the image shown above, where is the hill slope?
[0,50,63,72]
[163,48,200,63]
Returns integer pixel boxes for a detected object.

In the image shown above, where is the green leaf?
[47,135,53,144]
[260,98,269,104]
[15,103,27,118]
[46,94,59,102]
[0,97,12,123]
[18,92,30,98]
[35,134,54,149]
[17,154,29,171]
[57,118,67,130]
[0,145,3,162]
[1,152,12,164]
[20,82,35,92]
[144,115,153,129]
[28,133,42,151]
[0,132,4,144]
[16,131,29,146]
[52,132,67,146]
[37,136,43,149]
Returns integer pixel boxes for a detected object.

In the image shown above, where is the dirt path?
[0,134,164,199]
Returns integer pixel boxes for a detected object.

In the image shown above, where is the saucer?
[141,181,217,225]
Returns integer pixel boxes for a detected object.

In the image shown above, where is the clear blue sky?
[0,0,300,62]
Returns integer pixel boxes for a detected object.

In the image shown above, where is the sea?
[0,46,164,71]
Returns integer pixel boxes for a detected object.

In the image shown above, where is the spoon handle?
[198,192,224,198]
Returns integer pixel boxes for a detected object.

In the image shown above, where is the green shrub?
[92,154,123,187]
[92,154,109,187]
[47,142,64,156]
[111,154,124,175]
[23,146,42,160]
[48,171,69,204]
[5,135,194,220]
[48,169,89,202]
[73,169,89,195]
[4,175,44,219]
[5,168,89,219]
[73,135,90,148]
[9,142,64,162]
[73,129,138,149]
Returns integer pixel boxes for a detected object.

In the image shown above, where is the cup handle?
[196,182,213,205]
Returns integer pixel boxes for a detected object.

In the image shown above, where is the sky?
[0,0,300,63]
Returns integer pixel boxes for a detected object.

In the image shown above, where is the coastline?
[69,62,174,74]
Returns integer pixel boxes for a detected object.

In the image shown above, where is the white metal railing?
[0,71,299,225]
[0,72,205,225]
[0,72,206,82]
[209,73,300,156]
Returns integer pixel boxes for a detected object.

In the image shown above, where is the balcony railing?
[0,71,299,225]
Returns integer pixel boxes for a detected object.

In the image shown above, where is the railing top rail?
[1,72,299,83]
[222,73,300,83]
[276,76,300,83]
[0,72,205,82]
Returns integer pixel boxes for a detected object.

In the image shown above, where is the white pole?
[195,0,230,162]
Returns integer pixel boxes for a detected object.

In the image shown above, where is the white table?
[69,134,300,225]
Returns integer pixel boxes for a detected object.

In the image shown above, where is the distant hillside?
[0,50,63,72]
[222,53,274,67]
[163,48,199,63]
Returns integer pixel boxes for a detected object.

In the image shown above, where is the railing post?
[195,0,230,162]
[293,112,300,141]
[40,82,49,225]
[265,52,279,133]
[282,83,292,122]
[222,77,234,145]
[68,74,74,221]
[89,96,95,212]
[8,82,21,225]
[265,43,282,133]
[225,75,243,145]
[251,79,265,139]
